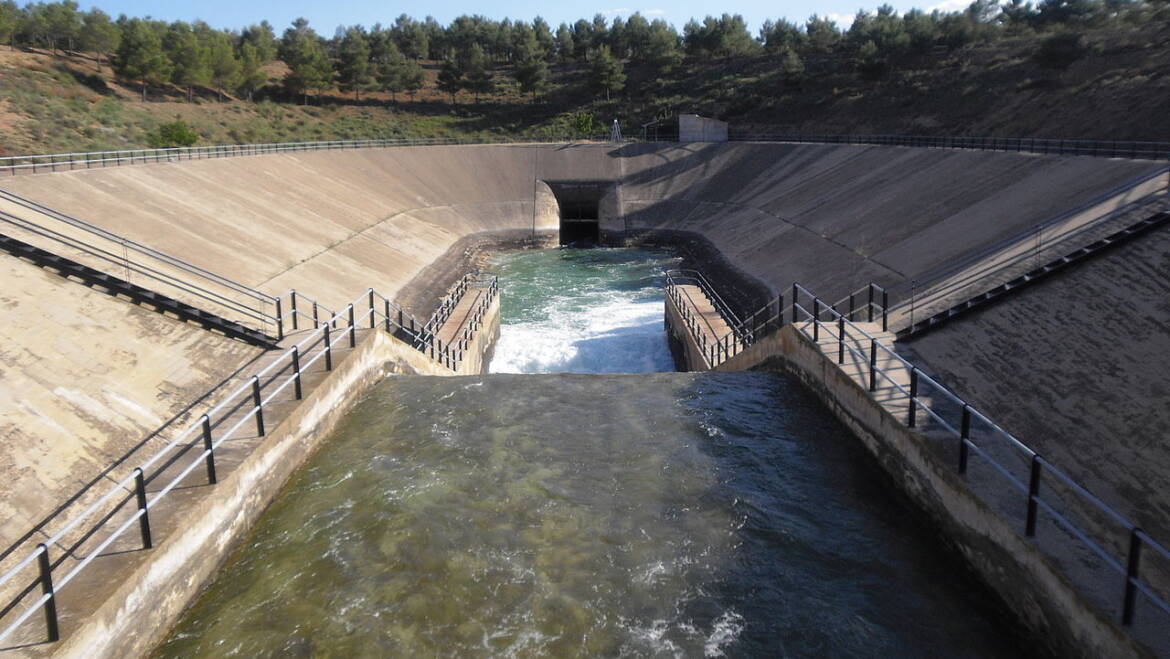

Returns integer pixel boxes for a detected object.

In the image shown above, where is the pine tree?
[280,18,332,104]
[514,56,548,101]
[236,42,268,101]
[555,23,574,61]
[588,45,625,100]
[645,20,682,72]
[375,39,408,101]
[400,59,425,100]
[437,60,463,103]
[240,22,277,63]
[532,17,556,60]
[42,0,80,54]
[780,48,805,89]
[116,18,172,100]
[207,31,240,101]
[79,8,119,70]
[0,1,17,50]
[337,26,374,100]
[461,43,493,103]
[166,23,211,102]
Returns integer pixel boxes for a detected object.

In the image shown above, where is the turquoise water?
[488,248,678,373]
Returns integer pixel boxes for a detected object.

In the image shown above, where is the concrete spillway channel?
[0,141,1169,656]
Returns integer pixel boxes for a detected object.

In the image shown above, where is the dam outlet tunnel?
[545,181,616,246]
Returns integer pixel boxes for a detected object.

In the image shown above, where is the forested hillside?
[0,0,1168,154]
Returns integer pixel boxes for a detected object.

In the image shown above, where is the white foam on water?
[490,290,674,374]
[703,611,745,657]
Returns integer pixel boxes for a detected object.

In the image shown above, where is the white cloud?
[928,0,970,11]
[600,8,634,15]
[825,12,856,29]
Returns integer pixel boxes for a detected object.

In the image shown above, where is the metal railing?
[672,280,889,369]
[788,282,1170,647]
[884,167,1170,314]
[664,269,1170,647]
[0,136,612,176]
[728,133,1170,161]
[0,278,497,646]
[664,270,752,367]
[414,273,499,370]
[0,188,280,339]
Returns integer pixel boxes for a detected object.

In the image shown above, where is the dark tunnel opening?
[546,181,608,246]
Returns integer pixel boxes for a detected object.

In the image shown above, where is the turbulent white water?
[488,248,679,374]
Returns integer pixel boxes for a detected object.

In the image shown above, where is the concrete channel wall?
[709,325,1146,659]
[0,252,263,554]
[52,329,452,659]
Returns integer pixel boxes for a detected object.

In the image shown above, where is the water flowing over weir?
[489,248,678,374]
[155,248,1031,657]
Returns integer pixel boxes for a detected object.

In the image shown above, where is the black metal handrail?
[0,194,280,339]
[0,277,498,646]
[729,133,1170,161]
[0,189,269,304]
[665,269,745,329]
[789,282,1170,644]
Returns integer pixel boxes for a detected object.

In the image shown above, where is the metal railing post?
[908,369,919,427]
[290,291,298,330]
[274,298,284,341]
[134,468,153,549]
[812,298,820,342]
[368,290,375,329]
[36,544,59,642]
[201,415,217,484]
[838,317,845,363]
[868,285,875,322]
[1026,456,1042,536]
[869,339,878,391]
[792,284,798,324]
[251,376,265,436]
[347,305,356,348]
[323,324,333,371]
[882,291,889,332]
[384,299,391,332]
[291,346,302,400]
[312,302,319,329]
[1123,529,1144,625]
[849,293,855,321]
[959,406,971,474]
[776,294,784,333]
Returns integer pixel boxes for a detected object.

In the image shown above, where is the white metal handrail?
[0,136,609,176]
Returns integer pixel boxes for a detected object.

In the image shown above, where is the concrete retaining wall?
[53,330,449,659]
[717,326,1145,659]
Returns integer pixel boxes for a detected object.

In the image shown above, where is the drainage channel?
[153,248,1034,657]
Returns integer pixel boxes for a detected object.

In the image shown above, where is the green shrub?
[1035,32,1089,69]
[148,119,199,147]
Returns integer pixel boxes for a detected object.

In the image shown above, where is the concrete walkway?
[0,324,374,653]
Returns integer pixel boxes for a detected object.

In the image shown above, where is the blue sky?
[79,0,971,36]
